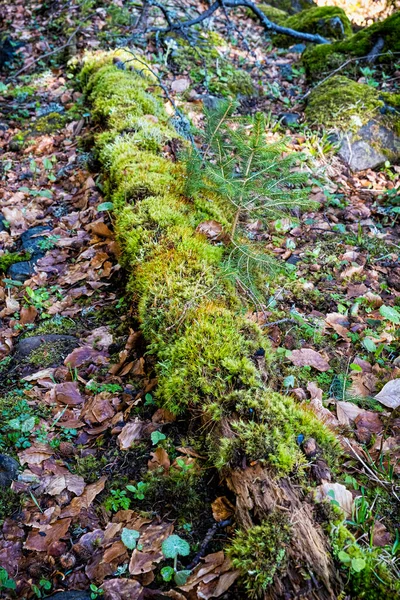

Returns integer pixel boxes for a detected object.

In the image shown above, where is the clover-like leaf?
[161,535,190,559]
[151,431,166,445]
[161,566,175,582]
[121,528,140,550]
[97,202,114,212]
[351,557,366,573]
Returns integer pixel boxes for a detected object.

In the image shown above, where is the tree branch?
[146,0,329,45]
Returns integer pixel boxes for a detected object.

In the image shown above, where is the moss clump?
[0,488,22,524]
[0,251,31,273]
[267,0,315,14]
[214,390,339,475]
[27,340,71,367]
[21,316,76,338]
[305,75,383,130]
[275,6,352,47]
[227,514,291,595]
[71,454,108,484]
[253,4,288,23]
[303,12,400,80]
[33,112,67,134]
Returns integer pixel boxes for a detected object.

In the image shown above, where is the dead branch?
[145,0,329,45]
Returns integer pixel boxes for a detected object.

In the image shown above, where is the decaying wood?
[226,464,341,599]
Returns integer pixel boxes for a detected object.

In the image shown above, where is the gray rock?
[7,260,36,282]
[21,226,52,255]
[0,454,19,488]
[338,120,400,171]
[279,112,300,127]
[202,95,223,111]
[47,593,91,600]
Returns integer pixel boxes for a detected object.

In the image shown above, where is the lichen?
[275,6,352,47]
[303,11,400,80]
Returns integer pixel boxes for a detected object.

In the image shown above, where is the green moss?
[71,454,108,484]
[305,75,383,129]
[267,0,315,14]
[0,251,31,273]
[27,340,70,367]
[226,514,291,595]
[21,316,76,338]
[276,6,352,47]
[303,12,400,80]
[251,4,287,23]
[33,112,67,134]
[214,390,339,475]
[0,488,22,525]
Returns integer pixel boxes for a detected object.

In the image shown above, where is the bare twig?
[145,0,329,45]
[261,317,297,328]
[186,519,232,570]
[10,26,81,79]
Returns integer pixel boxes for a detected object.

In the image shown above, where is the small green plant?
[126,481,149,500]
[31,578,52,598]
[37,235,60,251]
[90,583,104,599]
[161,534,191,585]
[86,380,123,394]
[121,528,141,550]
[150,431,166,445]
[104,489,131,512]
[0,568,16,592]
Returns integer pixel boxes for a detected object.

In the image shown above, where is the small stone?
[302,282,314,290]
[21,226,52,255]
[7,260,36,282]
[286,254,301,265]
[338,120,400,172]
[278,112,300,128]
[0,454,19,488]
[14,335,80,375]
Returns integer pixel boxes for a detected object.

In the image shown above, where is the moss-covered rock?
[303,11,400,80]
[305,76,400,170]
[267,0,316,15]
[275,6,352,47]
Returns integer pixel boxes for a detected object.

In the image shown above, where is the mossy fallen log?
[79,50,394,599]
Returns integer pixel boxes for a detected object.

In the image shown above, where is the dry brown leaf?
[148,447,170,473]
[316,483,353,516]
[196,220,225,242]
[24,518,71,552]
[102,578,143,600]
[171,77,191,93]
[307,382,339,426]
[336,401,366,425]
[372,521,392,547]
[20,306,38,324]
[289,348,330,372]
[128,550,163,575]
[350,372,377,397]
[51,382,84,406]
[211,496,235,522]
[118,420,145,450]
[40,474,85,496]
[325,313,350,339]
[374,379,400,409]
[19,444,54,466]
[60,476,107,518]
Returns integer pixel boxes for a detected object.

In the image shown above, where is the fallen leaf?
[196,220,225,242]
[336,401,365,425]
[24,518,71,552]
[375,379,400,409]
[171,77,191,93]
[289,348,330,372]
[52,382,84,405]
[40,474,85,496]
[118,420,145,450]
[128,549,163,575]
[372,521,392,547]
[211,497,235,522]
[316,483,353,516]
[60,477,107,518]
[325,313,349,339]
[307,382,339,426]
[102,578,143,600]
[20,306,38,324]
[148,447,170,473]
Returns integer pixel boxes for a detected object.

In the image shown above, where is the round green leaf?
[351,557,366,572]
[121,528,140,550]
[379,305,400,325]
[151,431,166,445]
[97,202,114,212]
[362,337,376,353]
[162,535,190,559]
[338,550,351,564]
[174,570,191,586]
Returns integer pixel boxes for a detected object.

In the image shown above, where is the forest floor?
[0,1,399,599]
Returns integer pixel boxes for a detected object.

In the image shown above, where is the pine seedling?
[183,100,316,298]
